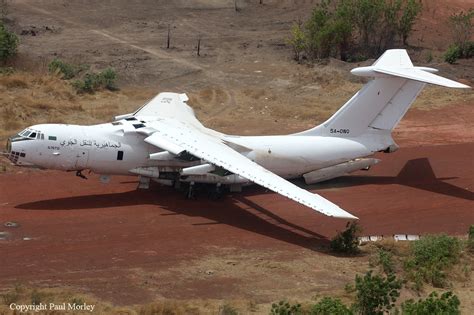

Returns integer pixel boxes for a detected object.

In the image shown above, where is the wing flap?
[147,119,358,219]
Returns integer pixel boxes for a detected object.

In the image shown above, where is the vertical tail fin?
[299,49,470,138]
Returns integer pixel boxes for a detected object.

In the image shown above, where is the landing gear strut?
[186,182,196,200]
[209,183,223,200]
[76,170,87,180]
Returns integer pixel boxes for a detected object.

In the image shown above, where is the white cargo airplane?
[5,50,470,219]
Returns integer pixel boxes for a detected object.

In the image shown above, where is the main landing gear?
[184,182,224,200]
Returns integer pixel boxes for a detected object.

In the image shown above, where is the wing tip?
[333,213,359,220]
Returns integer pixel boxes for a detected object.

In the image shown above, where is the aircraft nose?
[6,137,12,153]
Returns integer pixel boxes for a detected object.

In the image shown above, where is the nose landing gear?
[76,170,88,179]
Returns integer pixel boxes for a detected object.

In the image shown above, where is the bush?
[219,303,238,315]
[330,221,361,255]
[270,300,302,315]
[468,225,474,253]
[72,68,117,93]
[353,271,402,315]
[310,297,352,315]
[287,21,306,61]
[0,22,18,63]
[404,235,461,288]
[48,58,78,79]
[401,291,460,315]
[376,249,395,274]
[100,67,117,90]
[444,45,462,64]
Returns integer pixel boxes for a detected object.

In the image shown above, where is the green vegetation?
[404,235,462,289]
[468,225,474,253]
[401,291,461,315]
[353,271,401,315]
[444,9,474,64]
[219,303,239,315]
[270,300,302,315]
[48,58,79,79]
[310,297,352,315]
[47,58,117,93]
[0,22,18,64]
[330,222,361,254]
[287,0,422,61]
[375,248,395,274]
[72,68,117,93]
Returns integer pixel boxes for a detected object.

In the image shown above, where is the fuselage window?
[48,136,57,141]
[117,151,124,161]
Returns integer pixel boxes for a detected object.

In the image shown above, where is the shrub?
[468,225,474,253]
[0,22,18,63]
[444,45,462,64]
[353,271,402,315]
[100,67,117,90]
[270,300,302,315]
[310,297,352,315]
[287,21,306,61]
[48,58,78,79]
[404,235,461,288]
[330,221,361,254]
[448,9,473,54]
[376,249,395,274]
[72,68,117,93]
[219,303,238,315]
[401,291,460,315]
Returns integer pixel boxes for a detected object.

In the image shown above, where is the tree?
[448,9,473,55]
[401,291,460,315]
[352,0,384,50]
[397,0,422,45]
[0,22,18,64]
[353,271,402,315]
[287,21,306,61]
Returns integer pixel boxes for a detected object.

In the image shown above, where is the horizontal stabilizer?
[351,49,470,89]
[374,67,470,88]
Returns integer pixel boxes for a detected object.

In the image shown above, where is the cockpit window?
[29,132,37,139]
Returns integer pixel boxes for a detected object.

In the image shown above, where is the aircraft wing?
[144,118,358,220]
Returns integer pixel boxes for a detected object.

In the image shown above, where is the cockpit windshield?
[15,128,45,140]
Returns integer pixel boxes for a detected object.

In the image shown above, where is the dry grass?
[0,71,153,142]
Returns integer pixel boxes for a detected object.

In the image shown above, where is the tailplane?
[299,49,470,138]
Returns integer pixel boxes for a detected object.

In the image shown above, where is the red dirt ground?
[0,141,473,304]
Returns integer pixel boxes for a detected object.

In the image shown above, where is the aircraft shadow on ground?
[307,158,474,201]
[16,187,331,252]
